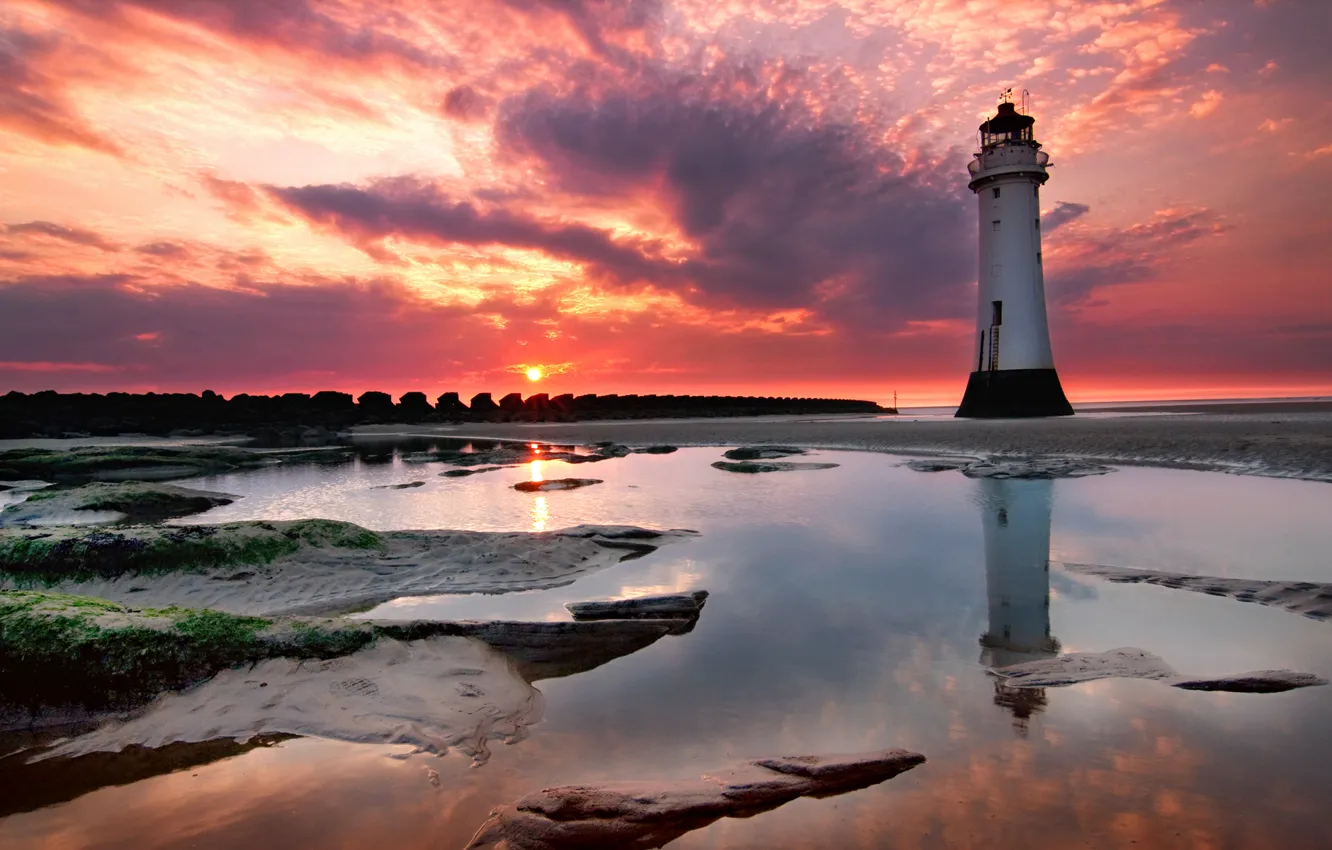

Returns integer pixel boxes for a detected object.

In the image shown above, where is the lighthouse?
[977,477,1060,735]
[977,477,1060,669]
[956,95,1073,418]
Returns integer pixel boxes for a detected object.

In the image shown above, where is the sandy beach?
[354,405,1332,482]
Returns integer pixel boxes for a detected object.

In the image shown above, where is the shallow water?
[3,445,1332,849]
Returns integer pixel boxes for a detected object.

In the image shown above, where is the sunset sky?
[1,0,1328,406]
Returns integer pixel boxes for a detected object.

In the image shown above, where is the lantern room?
[979,101,1037,149]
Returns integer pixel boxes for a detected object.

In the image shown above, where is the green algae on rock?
[0,446,266,482]
[0,589,701,720]
[0,482,237,527]
[0,589,375,711]
[0,519,385,584]
[0,523,695,617]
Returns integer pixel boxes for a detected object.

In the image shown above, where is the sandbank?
[0,521,696,616]
[993,647,1325,693]
[354,407,1332,481]
[3,589,706,755]
[1064,563,1332,620]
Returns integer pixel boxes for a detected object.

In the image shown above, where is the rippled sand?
[357,407,1332,481]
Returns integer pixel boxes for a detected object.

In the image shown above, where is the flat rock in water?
[566,590,708,621]
[371,481,425,490]
[1172,671,1329,693]
[464,749,925,850]
[1064,562,1332,621]
[0,481,235,527]
[432,618,689,681]
[959,458,1114,479]
[632,445,679,454]
[450,448,532,467]
[905,458,972,473]
[723,446,805,461]
[994,647,1326,693]
[712,461,839,474]
[513,478,602,492]
[441,466,504,478]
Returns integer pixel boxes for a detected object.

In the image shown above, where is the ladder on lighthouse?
[988,326,1000,371]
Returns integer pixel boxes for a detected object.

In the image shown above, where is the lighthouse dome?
[980,102,1036,147]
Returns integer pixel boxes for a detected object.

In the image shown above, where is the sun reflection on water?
[531,495,549,532]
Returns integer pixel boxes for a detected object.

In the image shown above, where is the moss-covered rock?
[0,589,377,711]
[0,482,236,526]
[0,589,696,713]
[0,519,384,584]
[711,460,840,473]
[0,446,267,482]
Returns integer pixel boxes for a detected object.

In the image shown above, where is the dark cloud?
[135,240,189,257]
[265,179,678,287]
[495,74,975,323]
[0,271,963,393]
[440,86,491,122]
[0,274,498,390]
[5,220,120,251]
[1047,258,1152,306]
[497,0,662,59]
[52,0,445,68]
[1125,208,1233,246]
[1042,202,1091,233]
[0,28,122,155]
[1046,207,1231,305]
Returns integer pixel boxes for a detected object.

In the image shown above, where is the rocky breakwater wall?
[0,390,888,438]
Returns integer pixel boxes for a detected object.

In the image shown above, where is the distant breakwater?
[0,390,889,439]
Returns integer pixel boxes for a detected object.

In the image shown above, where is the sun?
[526,367,543,382]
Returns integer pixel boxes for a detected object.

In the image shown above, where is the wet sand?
[355,407,1332,482]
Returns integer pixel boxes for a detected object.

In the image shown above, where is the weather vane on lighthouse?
[956,92,1073,418]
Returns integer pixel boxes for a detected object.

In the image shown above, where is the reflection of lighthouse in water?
[977,477,1059,735]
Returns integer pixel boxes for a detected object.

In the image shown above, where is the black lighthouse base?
[956,369,1074,418]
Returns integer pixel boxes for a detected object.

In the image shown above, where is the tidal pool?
[2,444,1330,849]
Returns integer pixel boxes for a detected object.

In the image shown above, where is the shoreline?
[353,409,1332,482]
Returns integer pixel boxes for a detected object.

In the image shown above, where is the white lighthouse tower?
[977,477,1060,669]
[956,94,1073,418]
[977,476,1060,735]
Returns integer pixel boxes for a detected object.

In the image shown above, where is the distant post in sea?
[956,91,1073,418]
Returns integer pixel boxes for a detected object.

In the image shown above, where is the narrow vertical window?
[992,220,1001,231]
[1035,218,1040,229]
[1037,251,1042,265]
[993,187,1001,199]
[991,300,1003,325]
